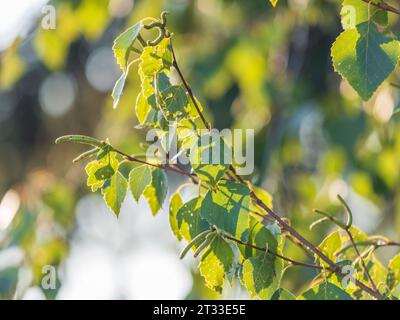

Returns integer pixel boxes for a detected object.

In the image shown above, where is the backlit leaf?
[340,0,387,30]
[169,191,184,241]
[241,253,275,299]
[143,168,168,215]
[113,21,143,71]
[139,38,172,80]
[201,180,250,238]
[85,150,119,192]
[300,282,352,300]
[331,22,400,100]
[388,254,400,296]
[162,85,188,117]
[112,62,133,109]
[101,171,128,217]
[135,92,157,126]
[240,222,284,299]
[199,235,234,293]
[249,185,273,216]
[191,133,231,187]
[271,288,296,300]
[129,165,152,202]
[177,197,210,246]
[318,230,342,267]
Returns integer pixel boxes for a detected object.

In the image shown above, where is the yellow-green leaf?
[191,133,231,187]
[201,180,250,238]
[169,191,184,241]
[271,288,296,300]
[101,171,128,217]
[177,197,210,246]
[85,150,119,192]
[113,21,143,71]
[299,282,352,300]
[199,235,234,293]
[388,254,400,294]
[240,222,284,299]
[331,22,400,101]
[129,165,152,202]
[143,168,168,215]
[317,230,342,267]
[249,185,273,216]
[340,0,387,30]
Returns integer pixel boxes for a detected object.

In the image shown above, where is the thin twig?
[375,241,400,248]
[169,40,210,129]
[223,235,326,271]
[248,192,384,300]
[129,47,142,55]
[346,229,379,293]
[360,0,400,16]
[112,147,196,180]
[314,195,380,296]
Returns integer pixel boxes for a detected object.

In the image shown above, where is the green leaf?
[193,162,230,188]
[129,165,152,202]
[177,120,199,153]
[94,164,115,180]
[201,180,250,238]
[158,122,177,153]
[186,96,204,119]
[85,150,119,192]
[331,22,400,101]
[139,38,172,80]
[191,133,231,187]
[340,0,387,30]
[346,226,368,242]
[241,253,276,299]
[135,92,157,126]
[387,254,400,291]
[300,282,353,300]
[101,171,128,217]
[135,72,174,127]
[143,168,168,215]
[155,72,172,91]
[249,185,273,217]
[162,85,188,117]
[271,288,296,300]
[317,230,342,267]
[113,21,143,71]
[366,254,387,294]
[112,60,135,109]
[112,72,127,109]
[240,222,284,299]
[169,191,184,241]
[177,197,210,246]
[199,234,234,293]
[143,73,193,123]
[239,219,278,259]
[140,49,163,78]
[156,37,173,69]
